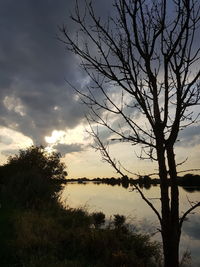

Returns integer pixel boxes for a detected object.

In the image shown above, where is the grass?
[2,201,160,267]
[0,205,19,266]
[0,185,161,266]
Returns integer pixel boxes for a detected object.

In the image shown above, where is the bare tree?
[60,0,200,266]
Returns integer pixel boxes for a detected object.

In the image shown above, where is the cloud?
[0,0,100,145]
[53,143,85,156]
[183,215,200,240]
[0,0,117,147]
[177,126,200,147]
[0,135,13,145]
[1,148,19,157]
[0,0,200,170]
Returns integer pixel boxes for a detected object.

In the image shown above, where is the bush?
[113,214,126,228]
[92,212,106,229]
[0,146,67,208]
[12,207,161,267]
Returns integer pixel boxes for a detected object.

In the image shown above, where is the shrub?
[0,146,67,208]
[92,212,106,229]
[113,214,126,229]
[12,207,161,267]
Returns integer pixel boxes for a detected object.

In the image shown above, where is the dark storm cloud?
[2,0,198,149]
[0,0,111,144]
[53,143,85,156]
[177,126,200,147]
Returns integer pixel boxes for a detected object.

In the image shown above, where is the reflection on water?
[182,186,200,193]
[61,183,200,266]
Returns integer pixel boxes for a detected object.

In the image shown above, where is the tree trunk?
[156,139,181,267]
[162,236,180,267]
[156,141,170,267]
[165,145,181,267]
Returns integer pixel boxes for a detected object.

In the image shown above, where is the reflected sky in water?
[62,183,200,266]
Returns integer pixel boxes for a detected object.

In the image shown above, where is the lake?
[61,183,200,266]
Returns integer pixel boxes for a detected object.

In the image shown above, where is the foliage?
[0,207,17,266]
[92,211,106,229]
[0,146,67,208]
[11,205,161,267]
[113,214,126,229]
[6,145,67,181]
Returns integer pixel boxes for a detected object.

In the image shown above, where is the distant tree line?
[67,173,200,189]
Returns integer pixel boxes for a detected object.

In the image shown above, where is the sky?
[0,0,200,178]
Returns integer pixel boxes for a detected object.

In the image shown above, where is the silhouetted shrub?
[92,211,106,229]
[0,146,67,208]
[113,214,126,228]
[11,206,160,267]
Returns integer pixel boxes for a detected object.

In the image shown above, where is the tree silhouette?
[0,146,67,208]
[92,211,106,228]
[60,0,200,266]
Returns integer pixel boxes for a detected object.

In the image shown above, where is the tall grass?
[9,201,161,267]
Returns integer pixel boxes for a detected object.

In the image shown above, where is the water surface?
[62,183,200,266]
